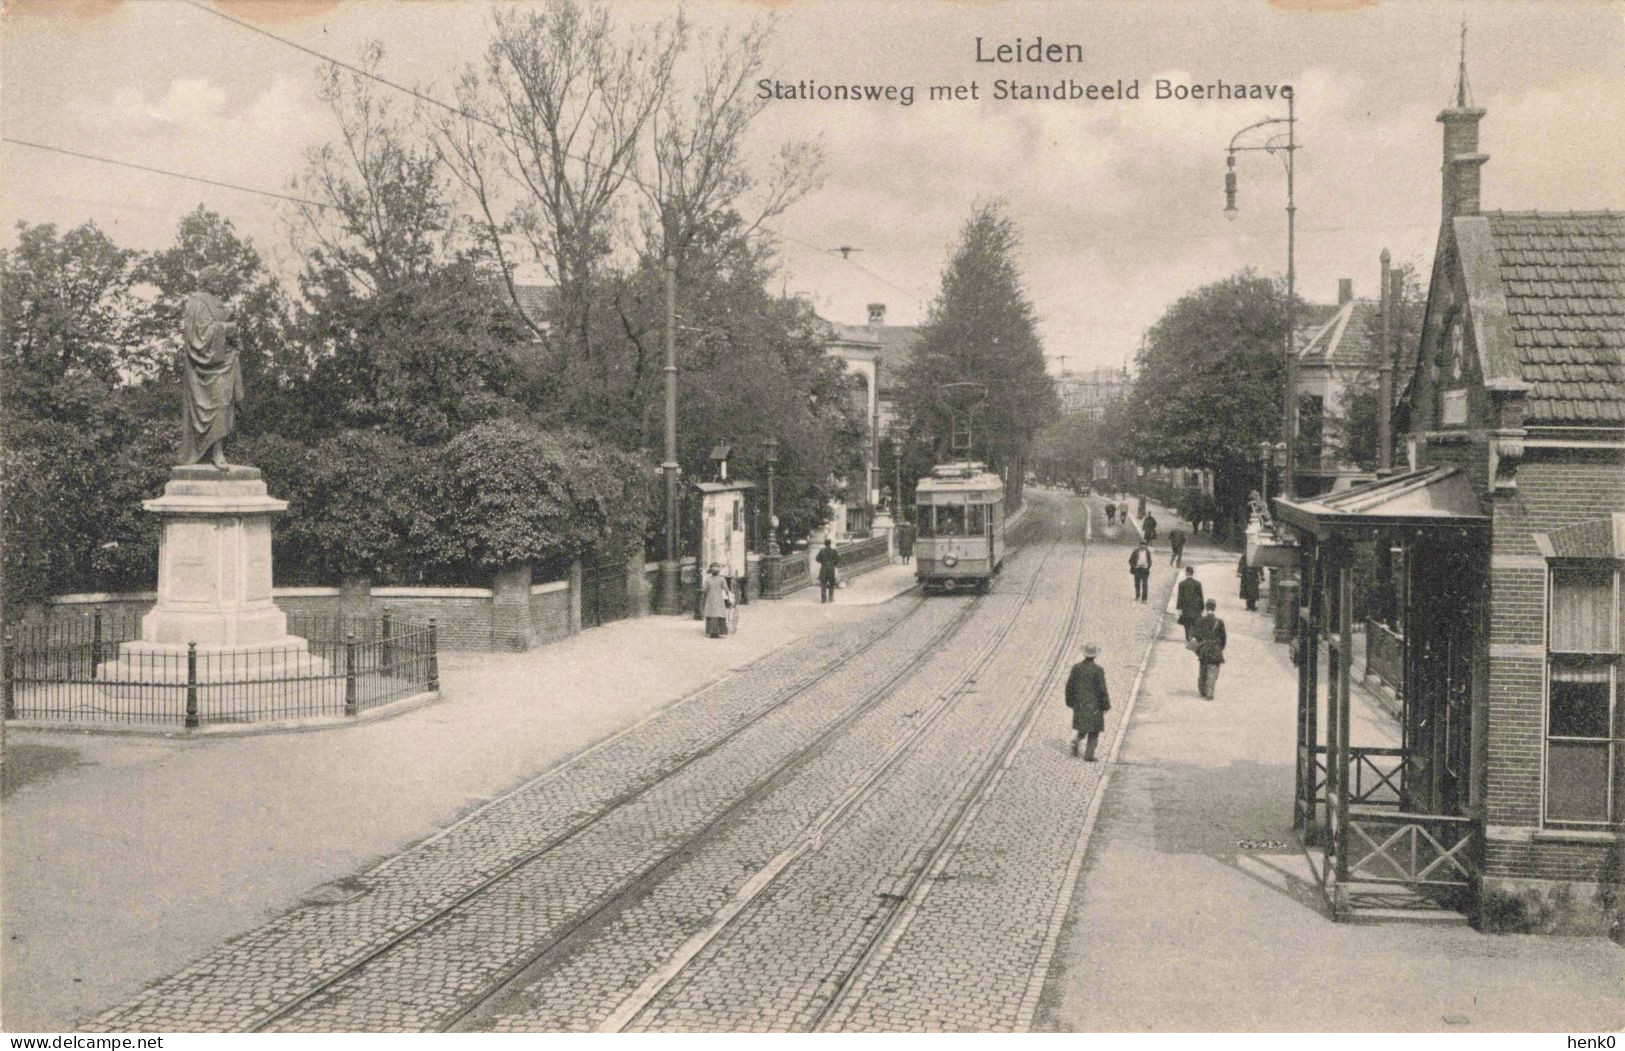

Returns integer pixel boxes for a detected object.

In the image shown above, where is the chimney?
[867,303,886,327]
[1338,278,1353,306]
[1437,35,1488,219]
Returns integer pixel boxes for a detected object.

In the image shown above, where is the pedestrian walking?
[816,538,841,603]
[1128,540,1152,602]
[1137,495,1147,519]
[1238,555,1261,612]
[1194,599,1228,698]
[897,520,915,563]
[1105,503,1117,527]
[701,562,733,638]
[1064,642,1111,761]
[1142,512,1158,545]
[1168,527,1186,566]
[1175,566,1204,641]
[1119,502,1130,527]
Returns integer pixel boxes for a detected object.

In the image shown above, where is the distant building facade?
[1056,365,1130,419]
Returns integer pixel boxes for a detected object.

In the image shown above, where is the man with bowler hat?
[1065,642,1111,761]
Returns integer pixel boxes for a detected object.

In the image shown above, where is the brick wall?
[528,583,571,645]
[1484,837,1616,883]
[1491,449,1625,559]
[28,571,604,653]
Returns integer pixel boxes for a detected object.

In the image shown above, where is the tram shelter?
[1276,467,1490,920]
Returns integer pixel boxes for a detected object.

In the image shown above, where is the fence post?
[427,619,440,692]
[92,609,104,669]
[3,631,15,720]
[184,642,199,730]
[344,632,359,717]
[380,611,394,676]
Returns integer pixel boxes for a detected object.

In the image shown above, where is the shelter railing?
[1363,619,1404,698]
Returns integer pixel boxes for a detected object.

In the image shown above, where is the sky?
[3,0,1623,379]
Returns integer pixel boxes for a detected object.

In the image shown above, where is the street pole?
[656,248,682,614]
[1283,91,1297,498]
[1378,247,1393,474]
[1226,99,1299,499]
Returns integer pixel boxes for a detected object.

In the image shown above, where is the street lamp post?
[764,437,779,556]
[891,433,904,523]
[656,248,683,614]
[1225,93,1299,499]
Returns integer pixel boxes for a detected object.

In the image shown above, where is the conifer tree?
[899,202,1056,502]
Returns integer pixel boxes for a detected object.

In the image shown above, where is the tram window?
[936,505,966,536]
[916,506,933,537]
[966,505,986,535]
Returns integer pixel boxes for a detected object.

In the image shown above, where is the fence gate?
[580,546,629,629]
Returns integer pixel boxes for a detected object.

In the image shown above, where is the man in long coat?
[816,538,840,603]
[1064,642,1110,761]
[178,268,243,469]
[1238,555,1261,611]
[1176,566,1205,640]
[701,562,733,637]
[1195,599,1228,698]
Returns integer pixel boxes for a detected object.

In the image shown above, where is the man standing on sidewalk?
[1128,540,1152,602]
[1065,642,1110,761]
[1176,566,1204,640]
[816,538,840,603]
[1195,599,1228,698]
[1168,527,1186,566]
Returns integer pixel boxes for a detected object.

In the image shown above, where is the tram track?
[241,592,969,1032]
[811,530,1090,1030]
[249,525,1063,1033]
[582,537,1076,1032]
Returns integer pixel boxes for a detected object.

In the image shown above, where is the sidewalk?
[1040,557,1624,1032]
[782,559,920,606]
[0,575,914,1032]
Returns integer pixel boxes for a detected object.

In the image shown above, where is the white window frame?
[1541,560,1623,828]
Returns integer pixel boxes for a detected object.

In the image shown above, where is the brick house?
[1276,79,1624,932]
[1293,280,1383,495]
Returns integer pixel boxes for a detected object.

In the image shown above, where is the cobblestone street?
[76,491,1178,1032]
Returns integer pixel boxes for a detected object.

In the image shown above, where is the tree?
[434,419,648,574]
[288,43,534,445]
[1,221,141,405]
[897,202,1056,502]
[1125,270,1291,540]
[1338,262,1426,470]
[434,2,681,367]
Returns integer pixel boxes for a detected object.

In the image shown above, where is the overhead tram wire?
[173,0,925,302]
[1,137,334,212]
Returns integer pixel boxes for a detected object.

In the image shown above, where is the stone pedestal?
[140,466,290,646]
[97,467,326,714]
[871,510,897,560]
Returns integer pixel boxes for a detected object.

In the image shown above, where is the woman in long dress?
[701,562,733,638]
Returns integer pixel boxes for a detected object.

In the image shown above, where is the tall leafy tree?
[1125,270,1290,539]
[898,202,1056,501]
[288,43,532,444]
[1,221,141,407]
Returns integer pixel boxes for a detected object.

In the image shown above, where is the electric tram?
[914,461,1006,594]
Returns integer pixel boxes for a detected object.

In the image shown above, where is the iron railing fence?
[3,612,439,728]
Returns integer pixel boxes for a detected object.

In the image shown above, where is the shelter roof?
[1274,466,1487,537]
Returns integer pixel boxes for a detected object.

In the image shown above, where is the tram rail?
[244,527,1059,1033]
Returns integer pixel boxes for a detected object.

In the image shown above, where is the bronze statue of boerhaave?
[178,267,244,469]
